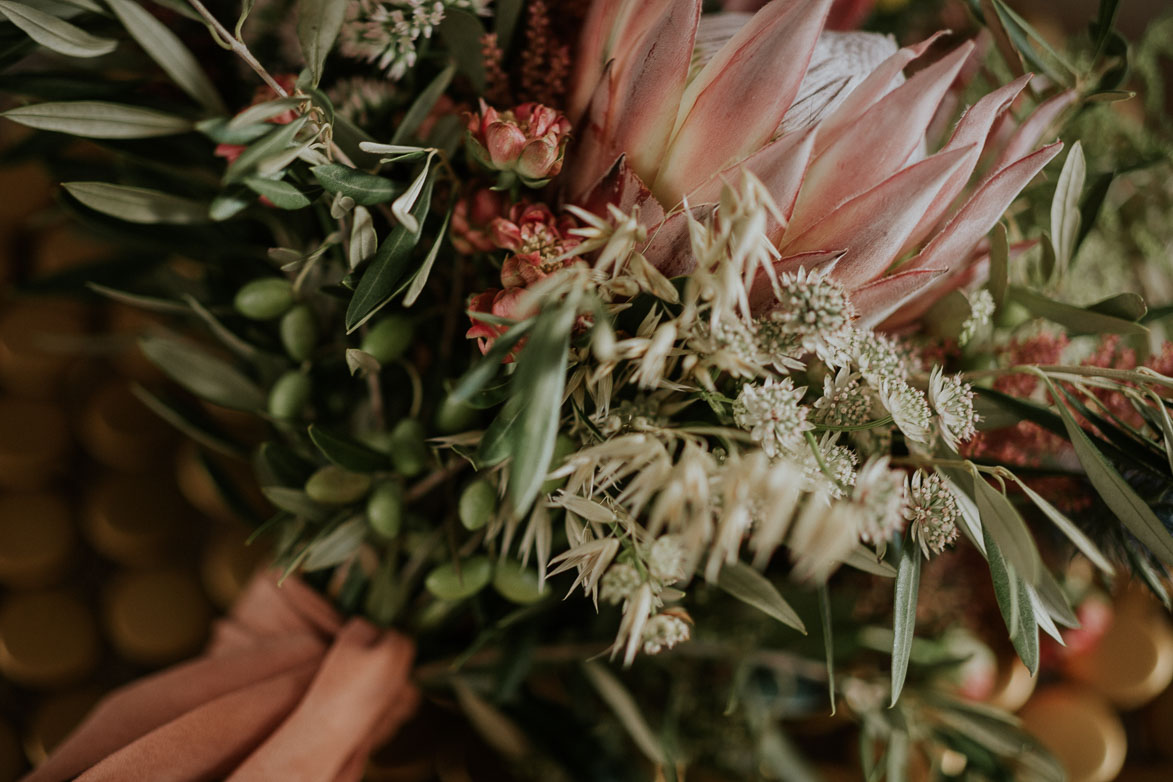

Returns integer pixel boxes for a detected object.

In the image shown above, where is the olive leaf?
[0,1,117,57]
[311,164,400,205]
[139,334,265,410]
[890,542,921,706]
[1050,140,1085,272]
[106,0,226,114]
[983,528,1040,675]
[308,424,389,473]
[2,100,194,137]
[971,472,1042,584]
[1039,373,1173,566]
[64,182,210,224]
[296,0,347,87]
[716,561,806,633]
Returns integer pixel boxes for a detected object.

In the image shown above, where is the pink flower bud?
[464,100,571,188]
[451,188,507,255]
[484,122,528,167]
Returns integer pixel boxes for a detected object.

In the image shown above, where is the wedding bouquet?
[3,0,1172,779]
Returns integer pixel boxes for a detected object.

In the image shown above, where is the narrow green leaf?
[308,424,389,473]
[0,1,116,57]
[2,100,192,138]
[818,585,835,715]
[493,0,523,50]
[139,334,265,410]
[403,205,452,306]
[1010,475,1114,575]
[716,561,806,634]
[842,546,897,578]
[311,163,399,205]
[243,176,312,209]
[130,384,246,459]
[261,486,330,521]
[228,97,302,129]
[890,542,921,706]
[507,300,575,514]
[345,174,434,332]
[1008,286,1148,336]
[1086,291,1146,322]
[1076,171,1115,254]
[983,528,1040,674]
[1050,140,1084,271]
[478,396,523,467]
[989,223,1009,312]
[303,518,365,570]
[391,62,455,144]
[1040,374,1173,566]
[225,116,307,182]
[972,473,1042,584]
[437,10,485,92]
[582,662,668,767]
[86,282,188,313]
[296,0,346,87]
[1145,390,1173,478]
[64,181,209,224]
[106,0,226,114]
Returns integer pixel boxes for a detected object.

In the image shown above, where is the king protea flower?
[565,0,1071,328]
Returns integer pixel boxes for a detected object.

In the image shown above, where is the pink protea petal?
[575,155,666,231]
[567,0,627,124]
[606,0,701,186]
[781,145,974,290]
[564,62,619,201]
[691,127,816,228]
[879,240,1035,330]
[813,31,947,156]
[653,0,832,206]
[989,90,1076,175]
[788,41,974,237]
[899,73,1032,255]
[851,268,947,327]
[900,141,1063,276]
[748,249,846,314]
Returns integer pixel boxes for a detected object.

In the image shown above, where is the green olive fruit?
[388,418,429,477]
[424,556,492,601]
[492,560,547,604]
[360,314,413,364]
[366,482,404,539]
[234,278,294,320]
[458,478,497,530]
[304,465,371,505]
[279,304,317,362]
[434,395,478,434]
[267,371,310,419]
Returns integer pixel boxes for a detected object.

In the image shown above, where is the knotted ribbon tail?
[20,573,420,782]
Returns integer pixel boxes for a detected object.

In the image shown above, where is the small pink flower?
[466,287,532,359]
[451,188,508,255]
[489,203,582,287]
[465,100,571,187]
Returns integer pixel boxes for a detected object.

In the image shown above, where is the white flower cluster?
[340,0,490,79]
[905,470,961,557]
[960,289,996,346]
[733,377,811,459]
[759,267,857,364]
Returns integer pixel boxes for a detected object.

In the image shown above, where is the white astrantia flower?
[600,562,643,606]
[648,535,687,584]
[850,329,909,386]
[813,368,875,428]
[851,457,908,545]
[928,366,979,450]
[642,611,691,655]
[876,378,933,446]
[959,289,996,346]
[904,470,961,557]
[759,266,857,364]
[802,434,858,498]
[733,377,812,459]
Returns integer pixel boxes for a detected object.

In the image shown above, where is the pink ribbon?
[23,572,419,782]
